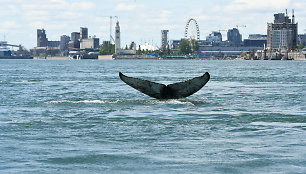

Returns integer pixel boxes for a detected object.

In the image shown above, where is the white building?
[140,43,158,51]
[80,37,99,50]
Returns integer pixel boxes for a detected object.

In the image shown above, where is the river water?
[0,59,305,173]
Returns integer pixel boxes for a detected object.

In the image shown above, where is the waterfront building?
[80,27,88,40]
[140,43,158,51]
[298,34,306,46]
[71,32,80,42]
[113,21,136,57]
[102,41,110,46]
[161,30,169,50]
[199,46,262,57]
[206,32,222,43]
[227,28,242,46]
[267,10,298,50]
[47,41,60,48]
[0,41,11,56]
[170,40,181,50]
[80,37,100,50]
[243,34,267,47]
[68,41,80,51]
[37,29,48,47]
[69,32,80,50]
[60,35,70,55]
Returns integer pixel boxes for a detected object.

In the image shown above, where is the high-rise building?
[227,28,242,46]
[161,30,169,50]
[267,10,298,50]
[206,32,222,43]
[60,35,70,54]
[80,27,88,40]
[69,32,80,50]
[80,37,100,50]
[37,29,48,47]
[115,21,121,54]
[71,32,80,42]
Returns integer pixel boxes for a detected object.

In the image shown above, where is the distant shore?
[34,56,71,60]
[32,55,306,61]
[33,55,114,60]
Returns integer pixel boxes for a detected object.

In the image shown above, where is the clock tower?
[115,21,121,54]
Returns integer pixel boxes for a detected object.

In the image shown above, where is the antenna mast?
[292,9,295,24]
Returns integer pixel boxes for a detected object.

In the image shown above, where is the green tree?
[298,44,304,49]
[179,39,199,55]
[166,44,170,55]
[179,39,191,55]
[99,44,115,55]
[190,39,199,53]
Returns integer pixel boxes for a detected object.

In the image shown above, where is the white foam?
[151,99,195,105]
[45,100,119,104]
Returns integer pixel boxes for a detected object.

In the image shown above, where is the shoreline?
[31,56,306,61]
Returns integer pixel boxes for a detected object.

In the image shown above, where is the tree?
[166,44,170,55]
[190,39,199,53]
[99,44,115,55]
[179,39,199,55]
[179,39,191,55]
[298,44,304,49]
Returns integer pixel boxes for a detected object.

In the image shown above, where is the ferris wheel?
[184,18,200,41]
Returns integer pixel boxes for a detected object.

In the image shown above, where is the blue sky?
[0,0,305,49]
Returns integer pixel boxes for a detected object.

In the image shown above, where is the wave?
[44,98,208,106]
[45,100,117,104]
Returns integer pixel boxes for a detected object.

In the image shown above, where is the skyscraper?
[267,10,298,50]
[206,31,222,43]
[227,28,242,46]
[60,35,70,54]
[71,32,80,42]
[37,29,48,47]
[70,32,80,50]
[161,30,169,50]
[80,27,88,40]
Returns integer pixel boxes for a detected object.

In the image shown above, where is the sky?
[0,0,305,49]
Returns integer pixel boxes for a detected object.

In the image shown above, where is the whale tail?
[119,72,210,99]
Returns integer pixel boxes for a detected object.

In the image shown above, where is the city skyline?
[0,0,306,49]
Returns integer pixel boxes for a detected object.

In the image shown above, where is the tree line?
[98,39,200,56]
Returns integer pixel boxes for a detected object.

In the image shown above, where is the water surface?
[0,60,305,173]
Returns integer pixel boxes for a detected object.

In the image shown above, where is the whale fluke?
[119,72,210,99]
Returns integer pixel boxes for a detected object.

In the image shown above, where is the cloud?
[0,21,22,33]
[223,0,291,12]
[21,0,96,11]
[115,3,145,11]
[3,21,21,28]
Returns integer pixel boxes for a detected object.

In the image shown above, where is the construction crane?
[101,16,118,44]
[236,25,246,30]
[216,29,227,33]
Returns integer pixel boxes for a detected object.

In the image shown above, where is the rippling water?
[0,59,305,173]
